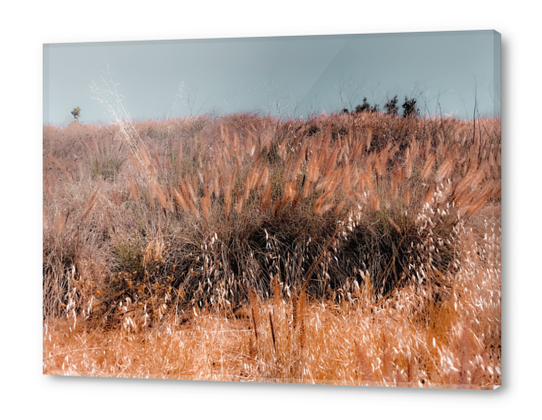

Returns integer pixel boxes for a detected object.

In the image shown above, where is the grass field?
[43,111,501,388]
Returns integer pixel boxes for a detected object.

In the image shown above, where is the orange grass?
[43,255,500,388]
[43,112,501,388]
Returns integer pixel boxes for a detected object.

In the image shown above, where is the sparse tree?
[71,107,81,121]
[335,76,366,111]
[173,82,210,117]
[258,76,301,118]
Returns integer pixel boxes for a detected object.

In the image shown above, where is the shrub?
[355,97,372,113]
[384,95,399,115]
[402,96,419,118]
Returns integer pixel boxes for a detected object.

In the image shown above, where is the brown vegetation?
[43,112,501,388]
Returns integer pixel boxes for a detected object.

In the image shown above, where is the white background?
[0,1,538,418]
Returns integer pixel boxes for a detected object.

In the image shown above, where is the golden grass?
[43,253,500,388]
[43,112,501,388]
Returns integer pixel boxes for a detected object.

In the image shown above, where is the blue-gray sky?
[43,30,500,125]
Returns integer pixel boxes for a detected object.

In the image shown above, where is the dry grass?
[43,112,501,388]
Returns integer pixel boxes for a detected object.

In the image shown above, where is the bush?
[384,96,399,115]
[402,96,419,118]
[354,98,379,114]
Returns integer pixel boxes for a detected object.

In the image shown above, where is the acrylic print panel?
[43,30,501,389]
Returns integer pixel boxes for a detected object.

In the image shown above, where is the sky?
[43,30,500,125]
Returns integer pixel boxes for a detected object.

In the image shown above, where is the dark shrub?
[355,98,373,114]
[402,96,419,118]
[384,96,399,115]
